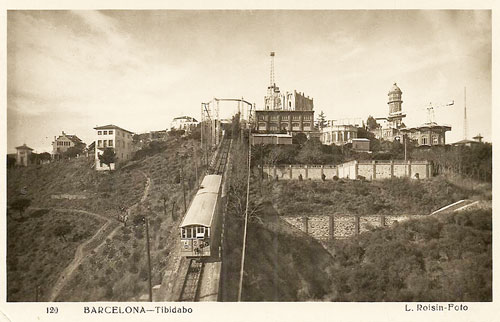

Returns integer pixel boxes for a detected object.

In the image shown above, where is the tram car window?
[180,175,223,258]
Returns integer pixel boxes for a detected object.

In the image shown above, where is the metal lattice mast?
[270,51,275,87]
[464,86,468,140]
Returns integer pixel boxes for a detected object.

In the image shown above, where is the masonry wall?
[263,160,431,181]
[283,214,415,241]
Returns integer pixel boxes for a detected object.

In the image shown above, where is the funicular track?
[214,137,231,175]
[177,136,231,302]
[178,258,204,301]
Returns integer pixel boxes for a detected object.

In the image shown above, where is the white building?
[94,124,134,170]
[321,120,360,145]
[170,116,199,132]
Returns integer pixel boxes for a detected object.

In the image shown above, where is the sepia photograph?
[2,5,495,321]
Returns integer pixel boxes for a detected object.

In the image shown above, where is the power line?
[237,126,252,302]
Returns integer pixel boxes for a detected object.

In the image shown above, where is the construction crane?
[424,100,454,124]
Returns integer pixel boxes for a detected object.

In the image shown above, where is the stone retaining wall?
[50,194,87,200]
[283,214,415,240]
[263,160,432,181]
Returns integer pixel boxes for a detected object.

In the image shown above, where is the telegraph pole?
[237,121,252,302]
[180,166,187,213]
[144,218,153,302]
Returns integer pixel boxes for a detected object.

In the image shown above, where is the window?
[109,130,113,135]
[97,140,102,147]
[292,115,300,121]
[103,140,107,147]
[433,136,438,144]
[270,115,278,121]
[187,228,192,238]
[181,228,186,238]
[421,137,428,145]
[281,115,289,121]
[98,131,102,135]
[303,122,311,128]
[108,140,113,147]
[258,115,265,121]
[304,115,311,120]
[103,131,107,135]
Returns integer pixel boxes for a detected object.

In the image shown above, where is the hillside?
[223,146,491,301]
[235,196,491,301]
[269,176,484,217]
[325,205,491,301]
[7,137,204,301]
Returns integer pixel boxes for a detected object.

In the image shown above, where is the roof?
[252,133,292,138]
[452,139,480,145]
[173,116,198,122]
[94,124,134,134]
[15,144,33,151]
[180,175,222,227]
[400,123,451,132]
[389,82,402,93]
[56,133,84,145]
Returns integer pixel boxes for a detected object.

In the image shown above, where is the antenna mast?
[270,51,275,87]
[463,86,468,140]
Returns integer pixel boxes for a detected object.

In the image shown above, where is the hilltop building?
[371,83,407,142]
[15,144,33,167]
[170,116,199,132]
[452,134,484,147]
[400,124,451,147]
[52,131,85,159]
[321,120,361,145]
[255,52,315,135]
[94,124,134,170]
[370,83,451,146]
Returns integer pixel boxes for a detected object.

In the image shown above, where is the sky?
[6,10,491,153]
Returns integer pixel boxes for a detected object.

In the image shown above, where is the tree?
[54,223,72,242]
[317,111,327,129]
[366,116,379,131]
[38,152,51,162]
[293,133,308,146]
[7,155,16,168]
[296,138,330,164]
[10,198,31,218]
[98,148,116,170]
[63,146,83,159]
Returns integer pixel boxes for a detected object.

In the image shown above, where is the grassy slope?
[326,207,491,301]
[271,177,475,217]
[7,137,203,301]
[7,157,145,217]
[56,138,203,301]
[225,175,491,301]
[7,209,105,301]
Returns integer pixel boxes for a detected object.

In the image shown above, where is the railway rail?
[179,259,204,301]
[210,136,231,175]
[177,136,231,302]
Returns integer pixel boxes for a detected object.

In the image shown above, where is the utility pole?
[194,148,198,185]
[144,218,153,302]
[180,166,187,213]
[404,135,407,161]
[237,121,252,302]
[464,86,468,140]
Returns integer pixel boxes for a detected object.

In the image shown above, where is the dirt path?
[47,171,151,301]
